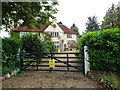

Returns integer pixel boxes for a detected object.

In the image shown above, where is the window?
[52,24,56,28]
[53,41,59,49]
[51,32,59,37]
[20,32,28,37]
[67,34,72,38]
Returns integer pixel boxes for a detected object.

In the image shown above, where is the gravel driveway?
[2,71,99,88]
[2,51,100,88]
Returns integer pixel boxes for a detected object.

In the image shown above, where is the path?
[38,51,82,71]
[2,51,100,88]
[3,71,99,88]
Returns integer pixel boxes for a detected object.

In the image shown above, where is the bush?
[21,34,57,65]
[2,37,21,76]
[21,33,57,53]
[44,40,57,53]
[79,29,120,71]
[1,33,57,76]
[21,34,47,53]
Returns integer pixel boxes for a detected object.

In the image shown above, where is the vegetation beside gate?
[79,28,120,89]
[1,34,57,76]
[79,28,120,71]
[2,38,21,76]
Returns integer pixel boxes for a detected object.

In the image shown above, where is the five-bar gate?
[20,52,84,73]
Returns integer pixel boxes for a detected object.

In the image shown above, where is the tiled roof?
[13,25,48,32]
[58,24,77,34]
[13,22,77,34]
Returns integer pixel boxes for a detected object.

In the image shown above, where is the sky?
[55,0,119,34]
[0,0,119,37]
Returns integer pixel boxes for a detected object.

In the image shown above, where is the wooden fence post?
[84,46,90,75]
[67,53,69,71]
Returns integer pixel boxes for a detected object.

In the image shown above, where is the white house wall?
[39,21,77,51]
[64,34,77,45]
[43,22,64,51]
[40,33,44,39]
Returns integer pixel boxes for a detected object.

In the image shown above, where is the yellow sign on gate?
[49,60,55,68]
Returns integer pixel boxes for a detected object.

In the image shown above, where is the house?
[12,21,77,52]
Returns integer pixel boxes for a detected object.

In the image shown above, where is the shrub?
[21,33,57,53]
[79,29,120,71]
[1,33,57,76]
[21,34,57,65]
[2,37,21,76]
[21,34,48,53]
[44,40,57,53]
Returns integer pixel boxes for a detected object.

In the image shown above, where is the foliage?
[87,71,119,88]
[13,70,25,77]
[2,33,57,76]
[85,16,100,32]
[21,33,56,53]
[44,32,52,40]
[101,4,120,29]
[116,6,120,29]
[75,50,81,57]
[2,37,21,76]
[44,32,57,52]
[21,33,57,67]
[44,40,57,53]
[2,1,58,31]
[103,76,110,83]
[79,29,120,71]
[71,23,80,36]
[21,34,47,53]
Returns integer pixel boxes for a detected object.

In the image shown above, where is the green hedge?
[2,38,21,76]
[79,29,120,71]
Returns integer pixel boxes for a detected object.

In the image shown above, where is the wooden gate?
[20,52,84,73]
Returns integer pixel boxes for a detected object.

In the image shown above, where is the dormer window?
[67,34,72,38]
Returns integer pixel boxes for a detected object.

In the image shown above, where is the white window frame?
[53,41,60,49]
[67,34,72,38]
[51,32,59,37]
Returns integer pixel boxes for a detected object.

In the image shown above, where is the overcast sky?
[0,0,119,37]
[55,0,119,34]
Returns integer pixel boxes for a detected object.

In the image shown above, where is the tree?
[116,4,120,29]
[71,23,80,36]
[44,32,52,40]
[85,16,100,32]
[2,1,58,31]
[101,4,118,30]
[21,34,47,53]
[21,33,56,53]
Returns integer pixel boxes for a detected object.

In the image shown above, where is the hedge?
[2,38,21,76]
[79,29,120,71]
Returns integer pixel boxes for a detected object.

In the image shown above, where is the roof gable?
[58,23,77,34]
[44,22,64,33]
